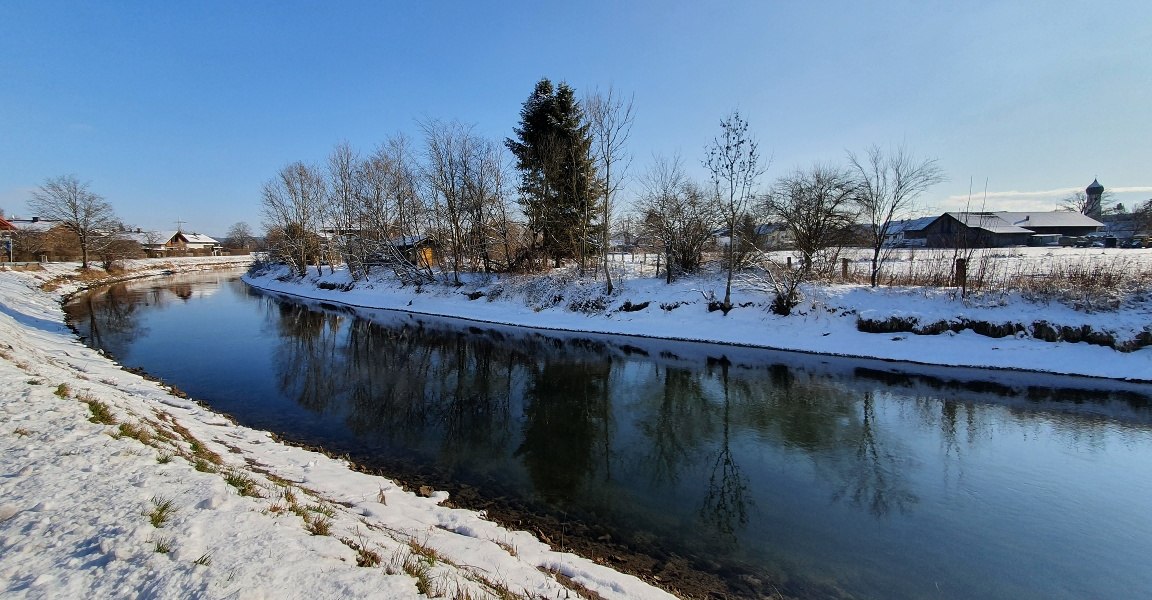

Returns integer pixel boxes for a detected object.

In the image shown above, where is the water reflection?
[65,274,1152,600]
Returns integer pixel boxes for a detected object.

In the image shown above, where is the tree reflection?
[831,392,918,517]
[272,302,349,413]
[638,366,711,485]
[69,284,148,358]
[517,358,610,502]
[700,360,749,538]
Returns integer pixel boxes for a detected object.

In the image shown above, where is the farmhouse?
[920,211,1103,248]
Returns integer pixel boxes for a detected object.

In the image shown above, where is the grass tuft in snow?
[81,394,117,425]
[54,383,70,398]
[224,471,263,498]
[156,451,174,464]
[153,536,174,554]
[116,421,153,444]
[304,513,332,536]
[149,496,177,528]
[14,427,33,437]
[342,534,382,568]
[193,552,213,567]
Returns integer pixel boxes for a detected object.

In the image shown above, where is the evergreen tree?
[506,78,600,268]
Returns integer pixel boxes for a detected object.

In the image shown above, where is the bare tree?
[225,222,254,250]
[28,175,119,269]
[1060,190,1115,216]
[261,162,327,277]
[326,142,365,277]
[849,145,944,287]
[585,86,635,294]
[705,110,767,313]
[759,164,858,313]
[637,155,718,283]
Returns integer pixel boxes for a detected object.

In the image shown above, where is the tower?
[1085,179,1104,220]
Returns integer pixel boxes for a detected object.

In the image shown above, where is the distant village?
[1,179,1149,266]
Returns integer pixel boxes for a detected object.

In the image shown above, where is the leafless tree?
[326,142,366,277]
[585,87,635,294]
[261,162,327,277]
[28,175,119,269]
[1133,199,1152,235]
[849,145,945,287]
[1060,190,1115,216]
[225,221,254,250]
[758,164,858,313]
[637,155,718,283]
[705,110,767,313]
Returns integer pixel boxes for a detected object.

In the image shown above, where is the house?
[6,217,76,261]
[921,211,1103,248]
[755,223,794,249]
[130,230,221,257]
[883,217,936,247]
[0,216,16,232]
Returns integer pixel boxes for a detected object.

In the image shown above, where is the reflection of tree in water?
[637,366,712,485]
[69,284,149,359]
[167,283,193,300]
[700,360,749,538]
[339,319,522,462]
[831,392,918,517]
[516,359,611,502]
[272,302,349,413]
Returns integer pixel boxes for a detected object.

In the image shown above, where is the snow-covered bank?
[243,253,1152,382]
[0,259,675,600]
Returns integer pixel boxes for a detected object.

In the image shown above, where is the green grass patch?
[149,496,177,528]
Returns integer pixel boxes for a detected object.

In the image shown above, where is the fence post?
[955,258,967,296]
[842,258,849,280]
[786,256,792,269]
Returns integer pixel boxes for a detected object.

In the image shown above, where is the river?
[65,270,1152,599]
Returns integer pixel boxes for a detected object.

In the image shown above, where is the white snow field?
[0,257,675,600]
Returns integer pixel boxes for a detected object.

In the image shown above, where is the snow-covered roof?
[884,217,937,235]
[996,211,1103,228]
[6,217,60,233]
[944,212,1034,234]
[181,232,219,245]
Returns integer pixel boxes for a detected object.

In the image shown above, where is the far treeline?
[257,77,1149,314]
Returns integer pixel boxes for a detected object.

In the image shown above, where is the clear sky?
[2,1,1149,236]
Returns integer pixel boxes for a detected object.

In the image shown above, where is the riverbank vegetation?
[258,78,1152,321]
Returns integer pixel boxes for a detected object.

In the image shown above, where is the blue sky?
[2,1,1149,236]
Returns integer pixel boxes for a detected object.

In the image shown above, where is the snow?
[0,257,675,600]
[243,248,1152,382]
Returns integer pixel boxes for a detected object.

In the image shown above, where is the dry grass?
[830,249,1152,309]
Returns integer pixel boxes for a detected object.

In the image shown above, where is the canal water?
[65,271,1152,599]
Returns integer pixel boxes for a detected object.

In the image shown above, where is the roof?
[942,212,1033,234]
[884,216,936,235]
[180,232,219,245]
[6,217,61,233]
[0,217,15,231]
[1086,178,1104,193]
[995,211,1103,228]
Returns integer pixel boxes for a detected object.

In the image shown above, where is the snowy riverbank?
[0,258,675,600]
[243,251,1152,383]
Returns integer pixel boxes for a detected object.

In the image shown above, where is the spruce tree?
[506,78,599,268]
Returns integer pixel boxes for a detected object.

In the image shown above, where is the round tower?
[1085,178,1104,220]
